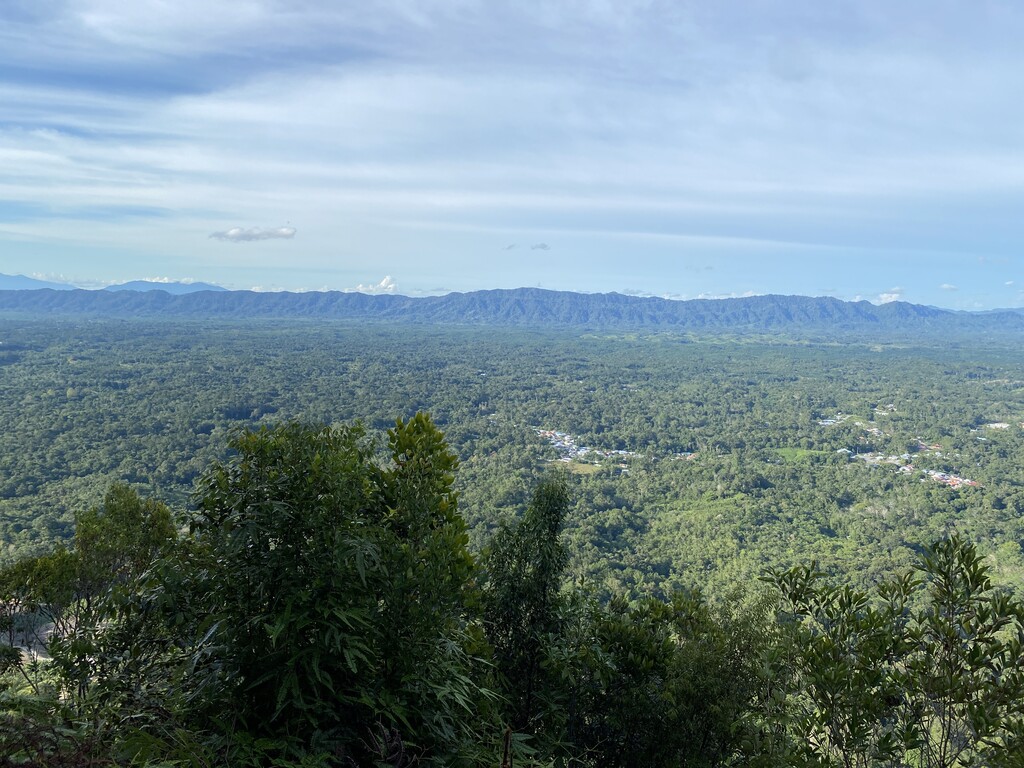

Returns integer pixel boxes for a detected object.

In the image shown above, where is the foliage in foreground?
[764,535,1024,768]
[1,417,1023,767]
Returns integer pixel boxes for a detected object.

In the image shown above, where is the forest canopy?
[2,415,1023,766]
[3,318,1024,763]
[3,319,1024,599]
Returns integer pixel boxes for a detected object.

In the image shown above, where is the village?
[819,410,983,489]
[530,405,1004,491]
[534,428,642,465]
[849,451,980,488]
[533,428,694,467]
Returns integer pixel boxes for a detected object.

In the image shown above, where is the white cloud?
[209,226,297,242]
[350,275,397,294]
[29,272,73,283]
[940,283,957,290]
[876,288,904,304]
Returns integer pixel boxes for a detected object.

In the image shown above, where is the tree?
[485,473,763,767]
[182,415,489,762]
[554,589,762,768]
[73,482,177,603]
[765,565,918,767]
[906,536,1024,768]
[0,484,177,764]
[767,535,1024,768]
[482,473,570,733]
[0,418,492,766]
[0,484,176,694]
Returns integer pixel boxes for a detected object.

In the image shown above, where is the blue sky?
[3,1,1024,308]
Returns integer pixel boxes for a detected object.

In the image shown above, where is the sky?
[2,1,1024,308]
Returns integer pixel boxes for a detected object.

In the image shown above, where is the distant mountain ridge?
[103,280,227,294]
[0,274,227,293]
[0,286,1020,336]
[0,274,75,291]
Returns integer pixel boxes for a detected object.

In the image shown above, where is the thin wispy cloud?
[530,243,550,251]
[940,283,958,291]
[210,226,297,242]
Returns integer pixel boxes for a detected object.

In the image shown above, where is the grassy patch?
[565,462,603,475]
[777,447,829,463]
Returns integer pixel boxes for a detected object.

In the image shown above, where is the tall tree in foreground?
[188,421,383,753]
[550,586,767,768]
[0,484,178,764]
[909,537,1024,768]
[185,415,490,763]
[483,473,764,768]
[768,535,1024,768]
[483,472,570,734]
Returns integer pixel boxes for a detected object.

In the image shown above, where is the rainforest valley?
[2,318,1024,766]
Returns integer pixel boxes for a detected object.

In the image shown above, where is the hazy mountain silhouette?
[0,273,75,291]
[0,286,1020,337]
[103,280,227,294]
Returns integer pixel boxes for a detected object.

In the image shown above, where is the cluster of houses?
[534,428,641,463]
[820,409,984,489]
[816,413,851,427]
[921,468,980,488]
[533,428,696,466]
[842,451,980,488]
[532,404,1002,488]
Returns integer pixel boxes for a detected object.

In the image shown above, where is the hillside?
[0,287,1019,336]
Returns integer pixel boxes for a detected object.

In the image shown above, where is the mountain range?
[0,285,1022,338]
[0,274,225,294]
[102,280,227,294]
[0,274,76,291]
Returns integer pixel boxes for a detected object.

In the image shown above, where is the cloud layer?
[1,2,1024,307]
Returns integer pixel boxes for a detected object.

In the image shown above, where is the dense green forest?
[2,416,1023,766]
[3,318,1024,764]
[3,318,1024,597]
